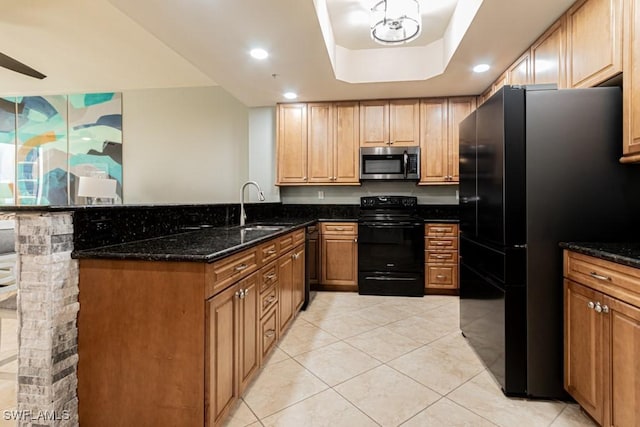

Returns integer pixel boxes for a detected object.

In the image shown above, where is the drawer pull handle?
[589,272,611,281]
[435,255,449,259]
[436,274,446,279]
[234,263,248,272]
[265,329,276,338]
[264,296,276,306]
[266,273,276,280]
[267,249,277,255]
[334,227,345,231]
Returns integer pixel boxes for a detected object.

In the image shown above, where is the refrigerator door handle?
[513,244,527,248]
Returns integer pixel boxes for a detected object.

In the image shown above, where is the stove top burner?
[358,196,420,222]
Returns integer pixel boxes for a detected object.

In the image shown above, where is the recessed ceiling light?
[473,64,490,73]
[81,137,91,141]
[283,92,298,100]
[250,48,269,60]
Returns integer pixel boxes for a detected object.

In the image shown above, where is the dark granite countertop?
[560,242,640,269]
[73,219,316,263]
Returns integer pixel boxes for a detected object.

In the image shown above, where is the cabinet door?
[308,235,319,285]
[492,72,509,94]
[389,99,420,146]
[292,244,305,312]
[531,16,567,88]
[278,252,294,333]
[622,0,640,161]
[508,51,532,85]
[277,103,308,184]
[360,101,389,147]
[567,0,622,88]
[206,284,238,426]
[607,295,640,427]
[321,235,357,286]
[237,273,259,395]
[307,103,334,183]
[447,97,476,183]
[419,98,448,184]
[334,102,360,183]
[564,280,606,425]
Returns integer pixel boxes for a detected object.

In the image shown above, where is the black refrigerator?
[459,85,640,399]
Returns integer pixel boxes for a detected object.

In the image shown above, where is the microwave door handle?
[403,151,408,179]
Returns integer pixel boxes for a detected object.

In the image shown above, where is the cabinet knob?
[265,329,276,338]
[235,289,245,299]
[587,301,595,309]
[594,302,602,313]
[303,176,308,181]
[602,305,609,313]
[354,238,358,243]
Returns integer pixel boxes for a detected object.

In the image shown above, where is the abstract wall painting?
[0,98,16,205]
[69,92,122,205]
[0,92,122,206]
[16,95,69,205]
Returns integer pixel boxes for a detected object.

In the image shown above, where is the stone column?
[15,212,78,427]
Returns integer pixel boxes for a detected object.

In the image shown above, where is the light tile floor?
[226,291,597,427]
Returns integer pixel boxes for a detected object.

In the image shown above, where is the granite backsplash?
[72,202,458,251]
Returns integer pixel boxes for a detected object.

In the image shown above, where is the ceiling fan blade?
[0,52,46,79]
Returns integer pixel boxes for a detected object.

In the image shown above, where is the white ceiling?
[0,0,576,107]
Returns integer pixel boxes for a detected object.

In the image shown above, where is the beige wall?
[122,86,249,204]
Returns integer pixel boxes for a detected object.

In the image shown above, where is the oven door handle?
[359,222,422,228]
[364,276,418,281]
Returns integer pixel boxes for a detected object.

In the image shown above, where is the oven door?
[358,221,423,273]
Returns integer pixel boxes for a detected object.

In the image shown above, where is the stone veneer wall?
[15,212,78,426]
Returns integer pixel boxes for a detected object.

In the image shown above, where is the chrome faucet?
[240,181,265,226]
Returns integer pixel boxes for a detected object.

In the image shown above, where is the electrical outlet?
[318,191,325,200]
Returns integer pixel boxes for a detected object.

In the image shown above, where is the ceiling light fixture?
[370,0,421,45]
[249,48,269,60]
[473,64,490,73]
[283,92,298,100]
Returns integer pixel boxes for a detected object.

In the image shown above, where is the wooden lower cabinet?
[563,250,640,426]
[424,223,459,292]
[78,229,307,427]
[563,279,607,425]
[279,243,305,333]
[319,222,358,290]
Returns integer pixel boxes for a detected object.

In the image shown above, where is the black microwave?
[360,146,420,180]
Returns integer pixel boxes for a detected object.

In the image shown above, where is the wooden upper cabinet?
[360,99,419,147]
[531,16,567,88]
[276,103,307,184]
[492,71,509,94]
[447,97,476,183]
[360,100,389,146]
[508,51,532,86]
[307,103,334,183]
[621,0,640,162]
[419,98,448,184]
[389,99,420,146]
[334,102,360,183]
[566,0,622,88]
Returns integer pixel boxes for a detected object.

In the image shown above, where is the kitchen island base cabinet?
[78,228,307,427]
[563,250,640,427]
[78,260,206,427]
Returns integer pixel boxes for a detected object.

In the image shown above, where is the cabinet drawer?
[426,237,458,250]
[259,261,278,293]
[206,248,258,297]
[260,306,278,363]
[260,284,278,318]
[425,250,458,264]
[258,240,279,266]
[279,229,305,254]
[426,265,458,289]
[564,251,640,308]
[425,223,458,237]
[320,222,357,235]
